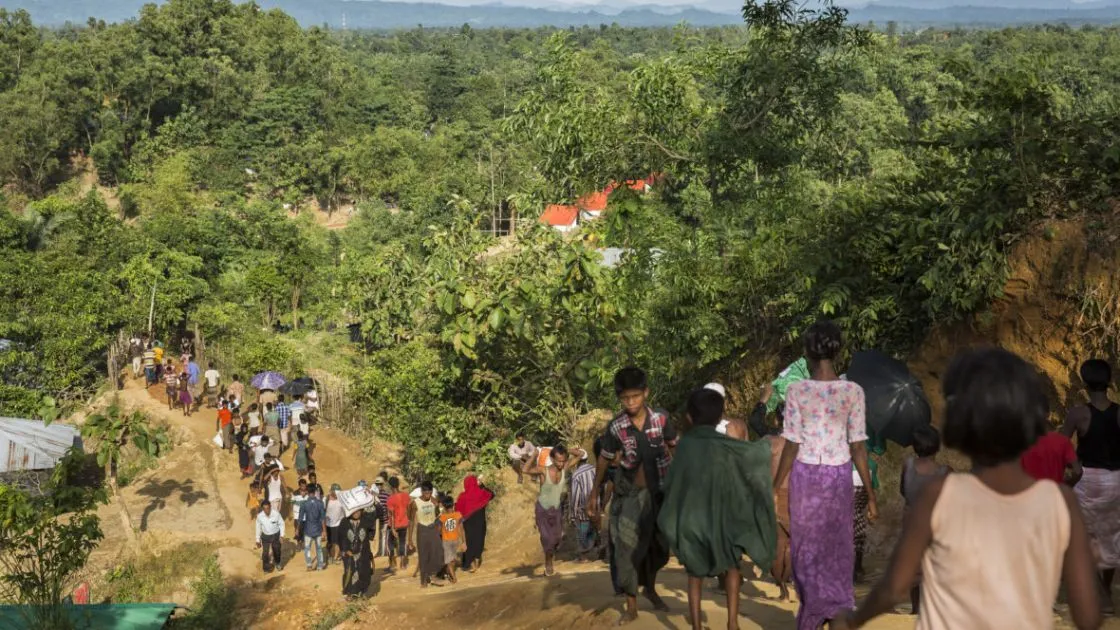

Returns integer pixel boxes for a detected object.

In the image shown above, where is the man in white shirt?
[252,437,271,470]
[203,363,221,409]
[266,467,285,516]
[129,336,143,378]
[290,395,308,438]
[255,500,285,572]
[508,432,537,484]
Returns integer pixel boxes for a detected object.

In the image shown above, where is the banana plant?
[80,399,167,489]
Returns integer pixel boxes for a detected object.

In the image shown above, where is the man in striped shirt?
[142,344,157,385]
[569,439,599,560]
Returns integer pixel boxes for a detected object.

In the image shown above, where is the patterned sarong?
[535,502,563,553]
[790,459,855,630]
[608,473,669,596]
[1075,467,1120,569]
[853,486,870,555]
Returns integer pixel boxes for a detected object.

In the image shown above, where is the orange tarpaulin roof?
[539,204,579,226]
[576,190,609,212]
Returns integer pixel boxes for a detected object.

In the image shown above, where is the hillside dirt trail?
[108,377,917,629]
[107,374,1112,629]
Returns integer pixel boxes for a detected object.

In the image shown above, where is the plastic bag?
[211,432,224,448]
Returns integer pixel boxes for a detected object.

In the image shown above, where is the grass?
[104,542,236,629]
[117,451,161,488]
[306,601,364,630]
[168,555,236,630]
[104,542,215,603]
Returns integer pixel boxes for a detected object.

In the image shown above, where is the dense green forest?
[2,0,1119,480]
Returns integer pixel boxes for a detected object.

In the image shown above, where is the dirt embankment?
[910,218,1120,424]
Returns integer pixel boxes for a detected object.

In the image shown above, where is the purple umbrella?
[251,371,287,391]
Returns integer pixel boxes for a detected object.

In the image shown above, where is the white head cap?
[703,383,726,399]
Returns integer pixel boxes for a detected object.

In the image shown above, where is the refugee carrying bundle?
[337,485,377,516]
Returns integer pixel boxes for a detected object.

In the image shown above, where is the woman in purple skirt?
[177,369,193,417]
[773,320,878,630]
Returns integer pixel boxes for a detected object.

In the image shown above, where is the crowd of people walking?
[131,320,1120,628]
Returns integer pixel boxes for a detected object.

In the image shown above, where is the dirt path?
[114,378,400,627]
[107,378,1114,629]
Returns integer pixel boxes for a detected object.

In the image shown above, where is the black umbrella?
[846,350,931,447]
[279,376,315,397]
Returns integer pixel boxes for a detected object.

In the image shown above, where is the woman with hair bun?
[773,320,877,629]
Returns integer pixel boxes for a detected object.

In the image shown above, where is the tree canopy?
[2,0,1120,480]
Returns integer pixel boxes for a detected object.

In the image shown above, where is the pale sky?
[433,0,1100,12]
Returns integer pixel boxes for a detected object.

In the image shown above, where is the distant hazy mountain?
[701,0,1107,16]
[859,0,1105,8]
[3,0,1120,29]
[0,0,743,27]
[852,1,1120,25]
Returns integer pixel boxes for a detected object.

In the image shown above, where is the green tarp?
[0,604,176,630]
[658,425,776,578]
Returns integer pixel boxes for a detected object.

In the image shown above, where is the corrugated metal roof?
[0,417,82,473]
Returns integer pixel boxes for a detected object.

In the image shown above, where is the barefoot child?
[834,348,1101,630]
[438,495,465,583]
[764,412,793,602]
[247,481,265,520]
[659,388,776,630]
[899,424,949,615]
[164,363,178,411]
[177,369,193,417]
[587,367,677,624]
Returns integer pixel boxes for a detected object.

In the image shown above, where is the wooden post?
[146,282,157,336]
[107,343,117,390]
[193,322,205,369]
[490,144,497,236]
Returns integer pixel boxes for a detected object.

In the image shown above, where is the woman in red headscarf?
[456,475,495,572]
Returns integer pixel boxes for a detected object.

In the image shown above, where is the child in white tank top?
[836,348,1100,630]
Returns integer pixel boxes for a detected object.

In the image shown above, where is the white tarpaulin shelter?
[0,417,82,473]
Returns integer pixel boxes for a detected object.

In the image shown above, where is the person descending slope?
[455,475,494,573]
[525,444,586,576]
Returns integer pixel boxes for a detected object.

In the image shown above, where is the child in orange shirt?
[246,481,264,520]
[438,495,466,583]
